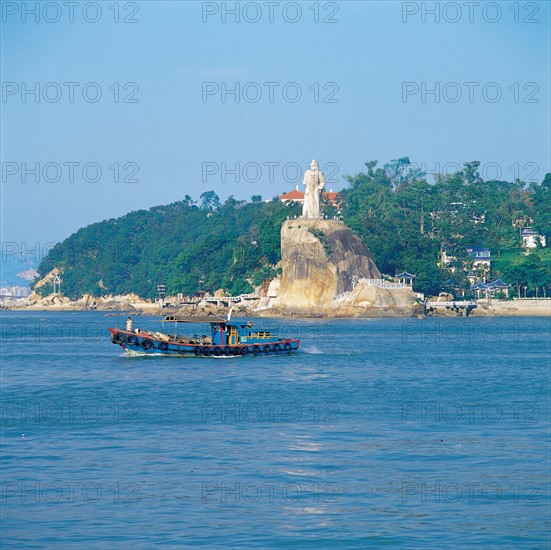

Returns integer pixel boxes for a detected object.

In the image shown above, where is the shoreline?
[2,298,550,318]
[474,299,550,317]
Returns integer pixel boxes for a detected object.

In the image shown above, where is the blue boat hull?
[109,328,300,357]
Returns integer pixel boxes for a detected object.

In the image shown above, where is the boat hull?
[108,328,300,357]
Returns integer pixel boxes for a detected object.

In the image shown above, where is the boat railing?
[247,331,276,339]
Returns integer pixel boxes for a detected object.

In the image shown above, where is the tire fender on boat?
[213,347,222,356]
[126,335,138,346]
[273,343,281,352]
[263,344,271,353]
[158,341,169,351]
[202,346,210,355]
[194,347,201,356]
[141,339,153,350]
[284,343,291,351]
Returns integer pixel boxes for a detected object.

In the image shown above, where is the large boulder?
[333,279,420,317]
[258,218,418,317]
[27,291,40,305]
[78,294,92,307]
[270,219,381,315]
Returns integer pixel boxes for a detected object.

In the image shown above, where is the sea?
[1,311,550,549]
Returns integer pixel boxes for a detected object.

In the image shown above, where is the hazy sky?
[1,0,550,261]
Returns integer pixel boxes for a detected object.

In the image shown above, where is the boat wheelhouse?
[108,315,300,357]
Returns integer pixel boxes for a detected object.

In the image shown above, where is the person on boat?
[126,317,133,331]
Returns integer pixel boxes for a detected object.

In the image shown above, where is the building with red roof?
[279,186,342,207]
[279,186,305,203]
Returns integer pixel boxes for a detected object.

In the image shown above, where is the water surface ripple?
[1,312,550,548]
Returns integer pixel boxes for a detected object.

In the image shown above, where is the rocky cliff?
[275,219,380,311]
[260,219,418,317]
[257,219,412,316]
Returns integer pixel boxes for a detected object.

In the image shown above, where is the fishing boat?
[108,315,300,357]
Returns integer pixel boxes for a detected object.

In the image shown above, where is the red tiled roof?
[280,189,341,200]
[280,189,304,200]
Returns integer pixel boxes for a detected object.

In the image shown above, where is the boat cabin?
[162,315,280,346]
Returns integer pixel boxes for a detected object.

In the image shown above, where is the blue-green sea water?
[1,311,550,548]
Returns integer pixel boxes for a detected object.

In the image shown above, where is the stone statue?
[302,159,325,219]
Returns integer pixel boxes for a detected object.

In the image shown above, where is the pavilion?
[487,278,511,297]
[470,281,490,298]
[395,272,416,286]
[470,278,510,298]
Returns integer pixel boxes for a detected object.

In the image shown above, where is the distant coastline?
[3,296,550,317]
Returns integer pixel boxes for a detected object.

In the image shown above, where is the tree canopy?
[36,196,298,298]
[34,161,550,299]
[342,160,550,296]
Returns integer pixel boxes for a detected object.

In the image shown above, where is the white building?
[0,286,31,299]
[520,227,546,249]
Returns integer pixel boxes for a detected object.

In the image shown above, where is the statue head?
[310,159,318,170]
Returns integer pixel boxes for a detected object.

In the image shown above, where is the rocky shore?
[3,290,262,317]
[3,290,549,318]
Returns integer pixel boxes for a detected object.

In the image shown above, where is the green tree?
[200,191,220,210]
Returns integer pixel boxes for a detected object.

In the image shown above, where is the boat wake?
[122,350,242,359]
[123,350,178,358]
[303,345,324,354]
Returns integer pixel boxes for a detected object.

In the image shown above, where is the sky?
[1,0,550,283]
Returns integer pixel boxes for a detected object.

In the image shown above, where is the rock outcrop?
[19,292,145,311]
[261,219,418,317]
[33,268,61,290]
[330,279,420,317]
[272,219,380,314]
[256,278,280,311]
